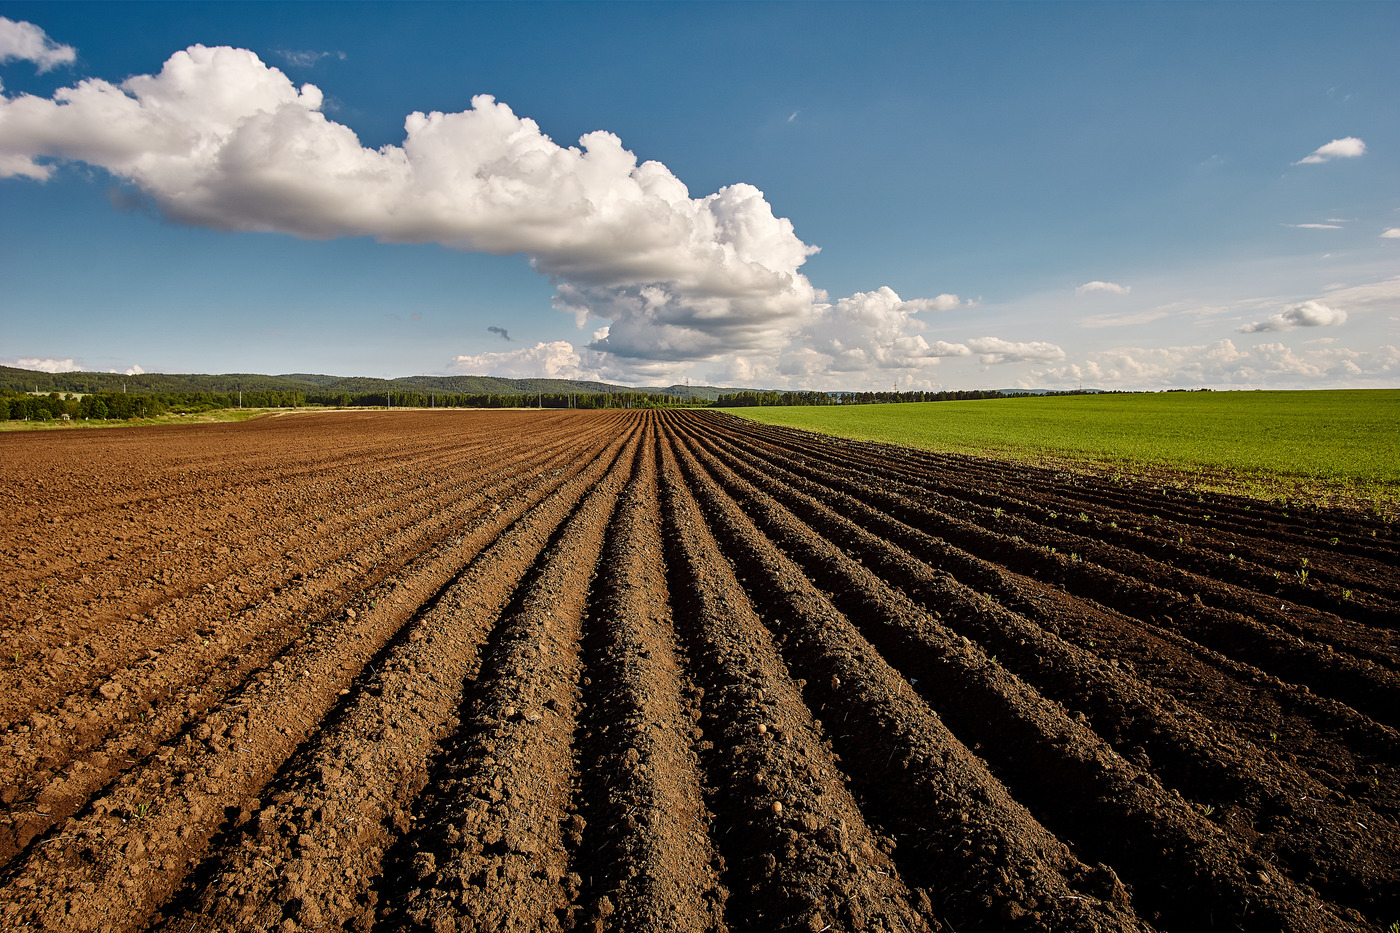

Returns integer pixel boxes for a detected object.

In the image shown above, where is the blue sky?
[1,2,1397,390]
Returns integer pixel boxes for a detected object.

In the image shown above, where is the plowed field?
[2,409,1396,933]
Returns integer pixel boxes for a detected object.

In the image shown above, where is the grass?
[731,389,1399,514]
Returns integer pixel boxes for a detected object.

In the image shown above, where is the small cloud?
[1382,228,1400,239]
[1285,223,1342,230]
[1076,281,1131,296]
[787,111,799,123]
[0,17,76,72]
[9,356,80,373]
[965,337,1065,364]
[124,364,145,376]
[1294,137,1366,164]
[487,325,511,341]
[410,312,422,322]
[1238,299,1347,333]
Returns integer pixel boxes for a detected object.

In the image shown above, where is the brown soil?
[1,409,1395,933]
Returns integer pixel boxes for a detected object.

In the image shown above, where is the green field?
[731,389,1399,511]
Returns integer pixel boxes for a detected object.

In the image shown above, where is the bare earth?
[1,409,1396,932]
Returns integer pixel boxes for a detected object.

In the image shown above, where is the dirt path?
[1,409,1394,932]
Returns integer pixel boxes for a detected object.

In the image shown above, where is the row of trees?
[0,390,306,421]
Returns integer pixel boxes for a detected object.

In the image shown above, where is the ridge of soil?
[2,409,1395,932]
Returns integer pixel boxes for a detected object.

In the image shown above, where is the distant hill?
[0,365,748,402]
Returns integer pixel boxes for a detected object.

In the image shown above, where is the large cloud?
[0,17,75,72]
[3,37,1062,386]
[0,43,825,365]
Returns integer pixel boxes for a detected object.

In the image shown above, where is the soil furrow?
[153,421,642,933]
[0,420,622,867]
[568,417,727,933]
[3,408,1394,933]
[665,419,1155,932]
[691,416,1400,725]
[656,430,937,933]
[701,428,1400,917]
[377,427,641,933]
[671,414,1384,931]
[0,419,633,931]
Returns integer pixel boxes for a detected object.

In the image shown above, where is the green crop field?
[731,389,1399,512]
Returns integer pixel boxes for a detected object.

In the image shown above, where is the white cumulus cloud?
[965,337,1065,364]
[8,356,80,372]
[790,287,966,373]
[1382,228,1400,239]
[1076,281,1130,296]
[1238,300,1347,334]
[0,39,1004,384]
[449,341,596,381]
[1294,137,1366,164]
[0,17,76,72]
[0,44,833,366]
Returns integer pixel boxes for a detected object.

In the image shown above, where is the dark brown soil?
[1,409,1395,932]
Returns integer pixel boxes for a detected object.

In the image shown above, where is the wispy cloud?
[1285,223,1342,230]
[0,17,76,72]
[487,325,511,341]
[1294,136,1366,165]
[1078,309,1170,329]
[1076,280,1131,296]
[273,49,346,69]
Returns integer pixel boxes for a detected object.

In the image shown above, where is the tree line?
[0,390,306,421]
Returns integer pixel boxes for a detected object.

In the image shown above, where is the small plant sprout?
[1201,804,1215,816]
[1343,589,1353,600]
[1297,568,1309,584]
[135,801,151,820]
[992,507,1004,520]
